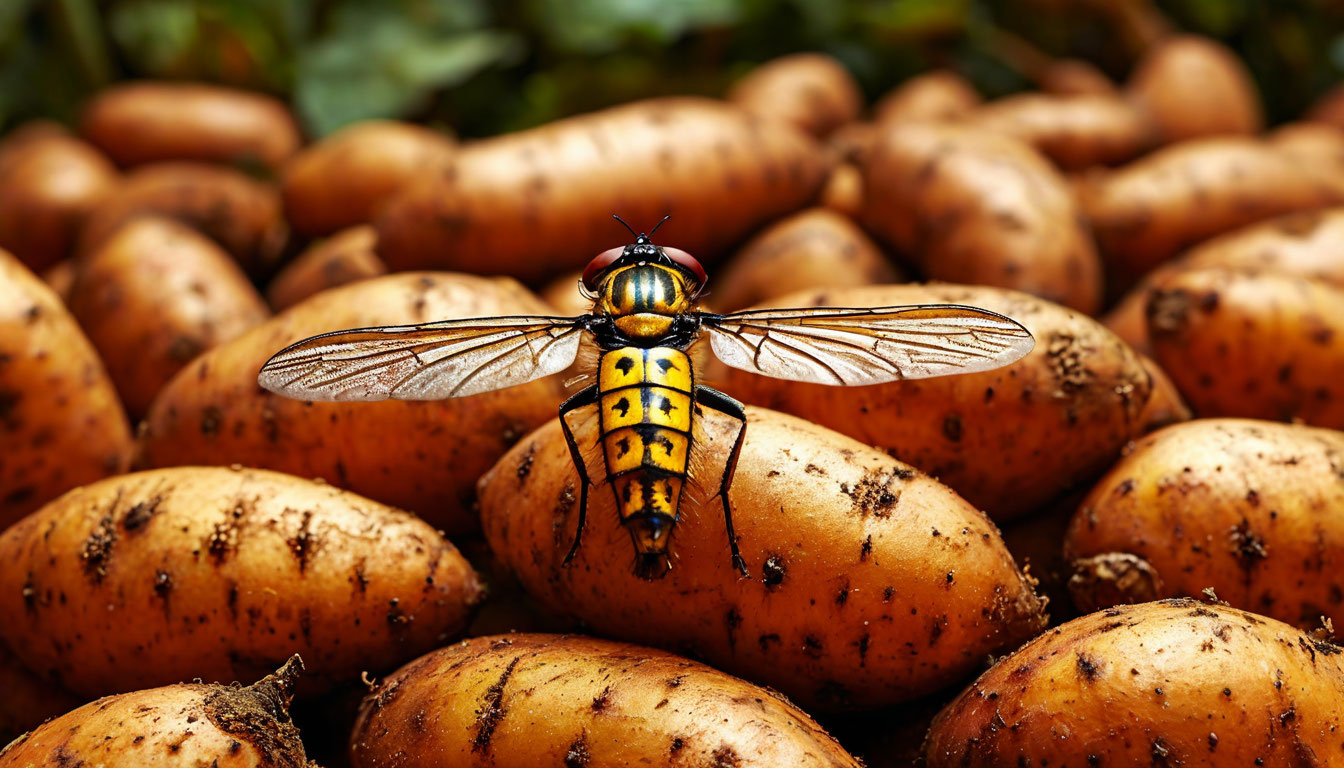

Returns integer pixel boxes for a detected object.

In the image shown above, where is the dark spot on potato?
[757,634,780,652]
[21,571,37,612]
[591,685,613,712]
[859,535,872,561]
[154,569,174,601]
[517,445,535,482]
[724,607,742,652]
[3,485,35,506]
[1046,332,1089,394]
[711,745,741,768]
[80,513,118,583]
[1075,652,1103,682]
[942,414,963,442]
[286,510,316,573]
[761,555,786,588]
[1116,479,1135,497]
[122,497,163,532]
[471,656,520,754]
[200,406,223,436]
[804,463,825,476]
[386,598,409,628]
[804,635,824,658]
[839,466,910,518]
[1230,519,1268,573]
[670,736,685,756]
[564,734,590,768]
[0,389,22,430]
[1151,736,1175,766]
[857,632,870,666]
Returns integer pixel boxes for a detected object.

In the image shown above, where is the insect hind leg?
[694,385,749,577]
[558,385,599,566]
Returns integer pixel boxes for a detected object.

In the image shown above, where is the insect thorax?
[596,263,692,341]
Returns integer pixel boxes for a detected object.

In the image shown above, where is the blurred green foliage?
[2,0,1343,138]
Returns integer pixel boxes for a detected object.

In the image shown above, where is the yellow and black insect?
[258,216,1034,579]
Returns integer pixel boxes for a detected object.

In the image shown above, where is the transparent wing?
[258,315,587,401]
[702,305,1034,386]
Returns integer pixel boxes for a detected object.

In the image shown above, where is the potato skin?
[281,120,455,236]
[923,599,1344,767]
[68,217,269,417]
[1125,35,1263,143]
[861,123,1102,314]
[0,133,117,271]
[1146,268,1344,427]
[1133,352,1191,434]
[969,93,1153,170]
[138,272,563,533]
[0,251,132,529]
[480,407,1047,710]
[352,634,862,768]
[0,641,80,746]
[80,81,301,171]
[873,71,980,125]
[375,98,826,282]
[265,224,387,311]
[0,466,482,697]
[727,53,862,139]
[0,659,309,767]
[720,285,1149,521]
[1065,419,1344,628]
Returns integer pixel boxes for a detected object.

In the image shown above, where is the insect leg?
[558,384,600,566]
[694,385,750,577]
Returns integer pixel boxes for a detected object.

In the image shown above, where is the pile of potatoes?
[3,23,1344,768]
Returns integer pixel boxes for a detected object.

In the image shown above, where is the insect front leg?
[558,385,600,566]
[694,385,750,577]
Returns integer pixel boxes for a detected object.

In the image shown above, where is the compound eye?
[661,246,707,287]
[583,246,625,290]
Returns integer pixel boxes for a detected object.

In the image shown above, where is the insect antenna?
[649,214,671,235]
[611,214,638,237]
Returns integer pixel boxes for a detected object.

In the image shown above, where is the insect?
[258,215,1034,579]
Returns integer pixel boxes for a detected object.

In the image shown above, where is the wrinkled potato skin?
[80,82,301,171]
[0,134,117,271]
[69,217,269,417]
[480,407,1047,710]
[265,225,387,311]
[1125,35,1263,143]
[0,661,309,767]
[718,285,1151,520]
[1146,268,1344,427]
[352,634,862,768]
[78,162,289,277]
[0,466,483,697]
[375,98,826,283]
[924,599,1344,767]
[727,53,862,139]
[873,71,980,125]
[862,123,1102,314]
[0,252,132,529]
[713,208,900,312]
[0,642,80,745]
[281,121,455,237]
[138,272,562,533]
[1065,420,1344,627]
[969,94,1153,170]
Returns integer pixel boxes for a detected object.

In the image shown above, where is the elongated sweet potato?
[352,634,862,767]
[375,98,827,282]
[0,466,482,697]
[727,53,862,139]
[873,71,980,125]
[480,406,1047,710]
[924,599,1344,767]
[0,133,117,271]
[0,251,132,529]
[969,93,1153,170]
[138,272,562,533]
[1125,34,1262,143]
[715,285,1151,520]
[265,225,387,311]
[861,123,1102,313]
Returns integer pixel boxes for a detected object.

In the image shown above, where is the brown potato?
[713,208,901,312]
[1268,121,1344,199]
[716,285,1151,520]
[1066,419,1344,628]
[39,260,74,304]
[828,121,878,163]
[265,225,387,311]
[0,658,309,767]
[78,162,289,277]
[1146,268,1344,427]
[68,217,269,418]
[1038,59,1117,96]
[0,641,81,745]
[138,272,563,534]
[819,161,864,218]
[0,251,132,529]
[0,466,482,697]
[281,120,455,237]
[727,52,863,139]
[861,123,1102,314]
[1134,352,1190,434]
[538,269,591,317]
[0,133,117,271]
[923,599,1344,767]
[969,93,1153,170]
[375,98,827,283]
[873,70,980,125]
[480,407,1047,710]
[80,81,301,171]
[1125,34,1262,143]
[352,634,861,767]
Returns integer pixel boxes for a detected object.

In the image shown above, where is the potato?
[828,121,878,163]
[538,269,591,317]
[861,123,1102,315]
[0,251,132,529]
[0,641,80,746]
[1079,137,1341,284]
[923,599,1344,767]
[1125,34,1262,143]
[716,285,1151,520]
[727,53,862,139]
[78,162,289,277]
[1307,82,1344,131]
[68,217,269,418]
[265,225,387,311]
[1038,59,1117,96]
[0,658,309,767]
[281,120,455,237]
[0,133,117,271]
[480,406,1047,710]
[1134,352,1190,434]
[39,260,74,304]
[872,70,980,125]
[138,272,563,533]
[1146,268,1344,427]
[80,81,301,171]
[1268,121,1344,199]
[0,466,482,697]
[713,208,901,312]
[819,162,864,218]
[374,98,827,283]
[969,93,1153,170]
